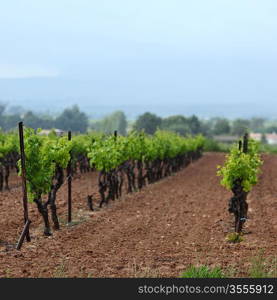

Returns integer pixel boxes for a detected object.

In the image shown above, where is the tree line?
[1,102,276,136]
[132,113,277,137]
[0,104,88,133]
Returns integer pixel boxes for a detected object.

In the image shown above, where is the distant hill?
[0,78,276,120]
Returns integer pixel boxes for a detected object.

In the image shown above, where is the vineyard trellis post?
[16,121,31,250]
[16,220,31,250]
[114,130,117,141]
[67,131,72,223]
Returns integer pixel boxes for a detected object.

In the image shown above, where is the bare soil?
[0,153,276,278]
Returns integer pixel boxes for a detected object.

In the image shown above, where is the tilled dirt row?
[0,153,276,277]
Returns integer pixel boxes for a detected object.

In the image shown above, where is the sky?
[0,0,276,117]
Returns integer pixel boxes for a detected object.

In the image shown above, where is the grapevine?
[18,128,72,235]
[217,133,263,233]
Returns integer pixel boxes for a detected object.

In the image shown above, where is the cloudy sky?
[0,0,276,115]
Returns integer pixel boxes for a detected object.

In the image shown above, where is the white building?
[250,133,277,145]
[38,129,65,136]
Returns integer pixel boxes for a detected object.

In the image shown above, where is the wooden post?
[243,133,248,153]
[16,220,31,250]
[18,122,31,242]
[67,131,72,223]
[114,130,117,141]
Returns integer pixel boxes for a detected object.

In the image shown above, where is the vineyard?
[0,125,277,278]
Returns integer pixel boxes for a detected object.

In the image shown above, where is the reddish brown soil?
[0,153,276,278]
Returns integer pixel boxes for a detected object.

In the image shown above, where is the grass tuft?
[226,232,243,243]
[249,251,277,278]
[181,265,225,278]
[127,259,161,278]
